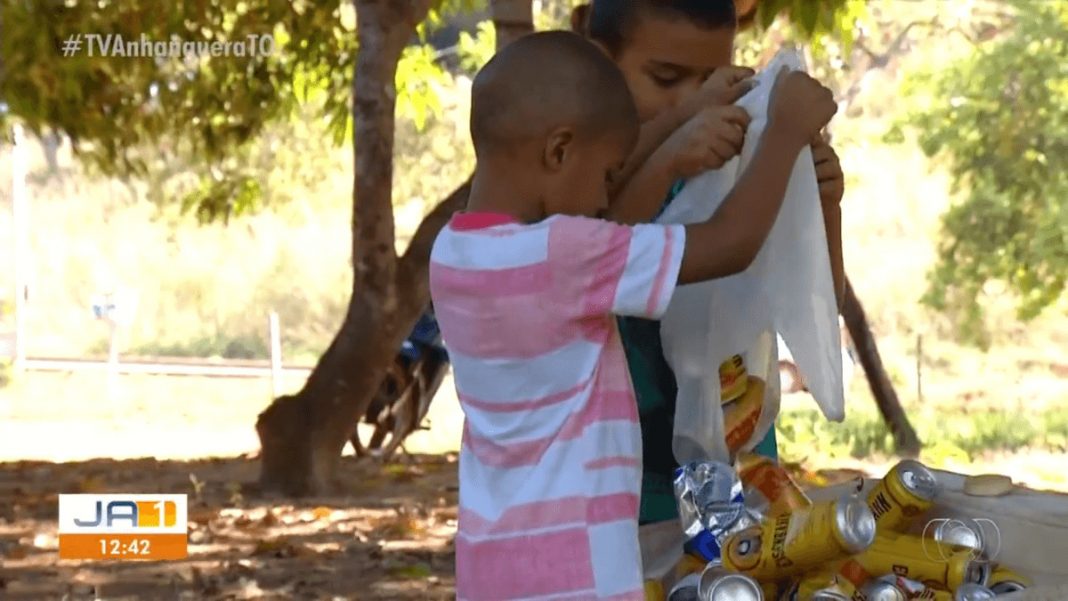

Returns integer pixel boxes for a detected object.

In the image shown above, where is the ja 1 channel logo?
[920,516,1002,563]
[58,494,188,560]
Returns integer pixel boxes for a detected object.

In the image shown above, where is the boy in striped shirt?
[430,31,836,600]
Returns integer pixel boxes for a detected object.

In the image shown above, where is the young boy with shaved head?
[430,31,836,599]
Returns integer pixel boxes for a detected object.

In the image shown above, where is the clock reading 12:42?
[100,537,152,556]
[58,494,189,560]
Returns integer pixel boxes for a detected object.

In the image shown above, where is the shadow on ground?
[0,452,872,600]
[0,453,461,600]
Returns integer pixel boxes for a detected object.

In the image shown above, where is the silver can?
[932,518,984,554]
[698,561,763,601]
[675,461,746,539]
[668,573,701,601]
[836,493,878,553]
[966,560,993,587]
[860,580,908,601]
[810,589,850,601]
[896,459,940,500]
[954,583,996,601]
[990,580,1028,594]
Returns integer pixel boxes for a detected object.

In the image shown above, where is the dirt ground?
[0,450,879,600]
[0,453,462,600]
[1,371,1064,599]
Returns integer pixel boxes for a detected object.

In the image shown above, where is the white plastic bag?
[657,48,845,465]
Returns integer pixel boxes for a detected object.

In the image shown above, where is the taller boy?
[572,0,847,526]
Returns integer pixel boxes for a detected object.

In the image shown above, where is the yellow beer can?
[782,572,836,601]
[719,354,748,404]
[988,564,1031,594]
[736,450,812,517]
[674,552,706,580]
[851,533,992,591]
[644,579,665,601]
[721,494,875,581]
[723,377,766,453]
[867,459,939,533]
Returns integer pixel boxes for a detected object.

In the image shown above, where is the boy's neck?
[467,165,545,224]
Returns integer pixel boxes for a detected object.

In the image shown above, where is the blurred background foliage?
[0,1,1064,465]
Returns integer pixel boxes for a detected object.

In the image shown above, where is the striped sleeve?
[548,216,685,321]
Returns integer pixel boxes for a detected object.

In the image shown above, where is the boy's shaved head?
[470,31,638,157]
[584,0,736,54]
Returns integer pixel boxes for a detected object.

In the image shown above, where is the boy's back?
[431,212,683,599]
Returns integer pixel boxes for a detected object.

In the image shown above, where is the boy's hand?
[812,134,844,208]
[700,66,757,106]
[678,66,756,120]
[665,105,752,178]
[768,70,837,149]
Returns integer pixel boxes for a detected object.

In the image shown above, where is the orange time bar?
[59,533,188,560]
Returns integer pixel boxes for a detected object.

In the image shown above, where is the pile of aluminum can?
[649,458,1032,601]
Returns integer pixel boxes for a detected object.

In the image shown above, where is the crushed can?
[675,461,758,561]
[860,580,908,601]
[809,588,850,601]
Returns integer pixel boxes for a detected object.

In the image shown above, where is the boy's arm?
[678,70,838,285]
[608,105,750,225]
[813,136,846,310]
[610,106,688,199]
[611,67,755,192]
[607,68,755,225]
[606,133,680,225]
[678,127,802,283]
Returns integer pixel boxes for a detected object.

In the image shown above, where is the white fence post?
[268,311,282,398]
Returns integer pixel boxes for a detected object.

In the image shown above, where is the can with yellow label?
[720,494,875,581]
[723,377,766,453]
[987,564,1031,594]
[852,533,991,591]
[867,460,939,533]
[718,354,748,404]
[736,451,812,517]
[674,552,706,580]
[644,579,666,601]
[782,572,836,601]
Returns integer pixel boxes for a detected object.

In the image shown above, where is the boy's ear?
[569,4,590,35]
[543,127,574,172]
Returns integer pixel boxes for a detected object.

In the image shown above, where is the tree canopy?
[0,0,481,221]
[891,0,1067,344]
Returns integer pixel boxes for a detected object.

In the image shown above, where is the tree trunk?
[256,0,437,496]
[256,0,530,496]
[490,0,534,49]
[840,277,922,457]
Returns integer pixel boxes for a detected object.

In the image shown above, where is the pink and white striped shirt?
[430,212,685,600]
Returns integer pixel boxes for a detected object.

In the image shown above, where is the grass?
[777,406,1068,462]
